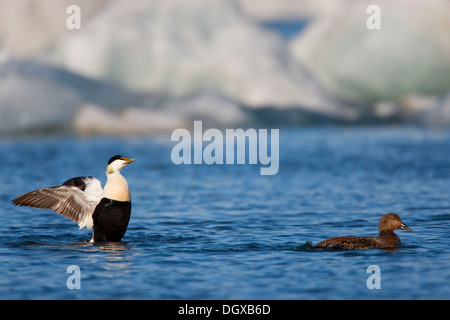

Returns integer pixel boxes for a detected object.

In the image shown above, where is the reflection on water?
[72,242,139,273]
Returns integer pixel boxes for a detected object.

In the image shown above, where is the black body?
[93,198,131,242]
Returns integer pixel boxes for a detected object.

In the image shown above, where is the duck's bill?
[400,223,413,231]
[120,157,135,165]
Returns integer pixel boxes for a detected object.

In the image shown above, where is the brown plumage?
[314,213,413,250]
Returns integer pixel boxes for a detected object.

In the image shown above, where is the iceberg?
[2,0,450,135]
[73,104,187,135]
[0,58,152,135]
[50,0,336,112]
[0,0,106,56]
[289,0,450,105]
[0,59,81,135]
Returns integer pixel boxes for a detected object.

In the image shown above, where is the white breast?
[102,172,131,202]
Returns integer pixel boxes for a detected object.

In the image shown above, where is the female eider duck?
[314,213,412,250]
[12,155,135,242]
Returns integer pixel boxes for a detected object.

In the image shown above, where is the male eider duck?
[314,213,412,250]
[12,155,135,242]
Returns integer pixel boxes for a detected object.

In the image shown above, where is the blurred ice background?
[0,0,449,136]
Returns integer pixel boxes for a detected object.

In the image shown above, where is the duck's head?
[106,155,135,175]
[379,213,412,233]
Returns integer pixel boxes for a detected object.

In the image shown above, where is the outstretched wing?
[12,177,102,230]
[62,176,103,198]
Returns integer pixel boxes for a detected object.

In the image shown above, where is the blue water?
[0,127,449,299]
